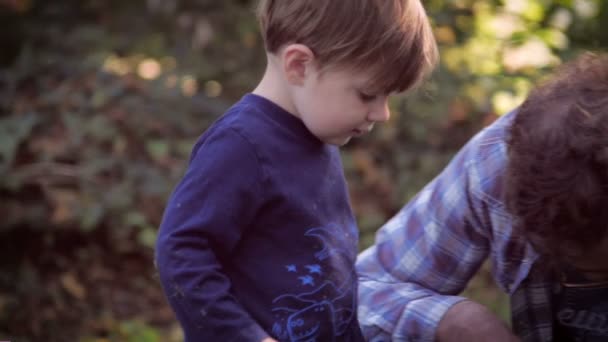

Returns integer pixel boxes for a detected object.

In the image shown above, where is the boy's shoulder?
[198,93,316,153]
[208,94,266,129]
[210,94,279,133]
[190,94,286,160]
[183,100,267,183]
[193,97,259,151]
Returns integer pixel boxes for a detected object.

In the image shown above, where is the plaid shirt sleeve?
[357,117,512,342]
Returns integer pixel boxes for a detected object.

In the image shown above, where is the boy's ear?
[281,44,315,86]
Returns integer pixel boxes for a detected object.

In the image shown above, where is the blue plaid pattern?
[357,111,554,342]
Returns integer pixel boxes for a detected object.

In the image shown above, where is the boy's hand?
[261,338,278,342]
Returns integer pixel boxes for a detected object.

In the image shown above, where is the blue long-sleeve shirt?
[156,94,364,341]
[357,111,555,342]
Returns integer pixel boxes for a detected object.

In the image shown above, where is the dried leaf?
[48,189,79,225]
[60,272,87,300]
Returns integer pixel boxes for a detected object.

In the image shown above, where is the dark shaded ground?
[0,217,508,341]
[0,225,176,341]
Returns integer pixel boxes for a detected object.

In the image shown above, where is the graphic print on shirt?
[554,284,608,342]
[270,224,357,342]
[556,307,608,341]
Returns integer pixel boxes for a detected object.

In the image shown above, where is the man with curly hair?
[357,52,608,342]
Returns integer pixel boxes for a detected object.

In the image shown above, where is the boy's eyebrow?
[354,80,384,94]
[361,85,391,96]
[354,84,377,92]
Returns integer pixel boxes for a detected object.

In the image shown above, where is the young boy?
[155,1,437,341]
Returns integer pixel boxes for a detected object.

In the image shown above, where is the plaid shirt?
[357,111,556,342]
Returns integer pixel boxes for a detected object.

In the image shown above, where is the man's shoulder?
[457,110,517,205]
[457,110,517,175]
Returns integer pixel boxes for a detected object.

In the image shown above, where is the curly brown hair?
[505,52,608,266]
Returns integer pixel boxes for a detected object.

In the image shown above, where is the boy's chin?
[324,135,352,146]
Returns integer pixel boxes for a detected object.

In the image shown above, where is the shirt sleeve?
[155,127,270,342]
[357,134,497,342]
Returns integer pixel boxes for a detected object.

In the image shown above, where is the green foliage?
[1,60,217,239]
[0,113,39,182]
[108,320,163,342]
[81,320,180,342]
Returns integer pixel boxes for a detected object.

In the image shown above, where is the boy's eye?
[358,92,377,102]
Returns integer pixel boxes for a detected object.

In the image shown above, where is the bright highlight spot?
[574,0,599,19]
[493,91,522,115]
[550,8,573,30]
[204,80,222,98]
[102,55,130,75]
[503,38,559,72]
[138,58,162,80]
[181,76,198,97]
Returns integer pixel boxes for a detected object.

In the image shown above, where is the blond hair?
[257,0,438,93]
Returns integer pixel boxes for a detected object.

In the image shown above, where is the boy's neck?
[252,56,300,118]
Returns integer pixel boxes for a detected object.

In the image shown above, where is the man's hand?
[436,300,520,342]
[261,337,278,342]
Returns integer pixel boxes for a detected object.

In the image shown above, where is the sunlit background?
[0,0,606,340]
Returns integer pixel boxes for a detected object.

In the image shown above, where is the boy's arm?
[155,128,270,342]
[357,135,502,341]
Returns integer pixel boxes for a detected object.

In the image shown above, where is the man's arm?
[357,122,517,341]
[155,128,270,342]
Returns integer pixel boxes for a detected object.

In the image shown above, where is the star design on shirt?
[299,275,315,286]
[305,264,322,275]
[286,264,297,272]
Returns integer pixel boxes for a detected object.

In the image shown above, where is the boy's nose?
[368,100,390,122]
